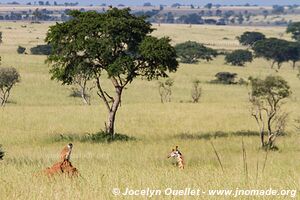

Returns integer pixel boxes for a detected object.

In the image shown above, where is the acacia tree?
[249,76,291,149]
[46,9,178,138]
[253,38,290,69]
[237,31,266,47]
[175,41,217,64]
[225,49,253,66]
[0,67,20,107]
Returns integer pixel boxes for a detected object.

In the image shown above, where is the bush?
[0,67,21,106]
[158,78,174,103]
[17,46,26,54]
[30,44,52,55]
[211,72,237,84]
[225,49,253,66]
[191,79,202,103]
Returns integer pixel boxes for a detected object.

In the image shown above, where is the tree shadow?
[174,130,260,140]
[52,131,136,143]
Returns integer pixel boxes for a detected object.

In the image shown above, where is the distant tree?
[204,3,213,9]
[272,5,285,14]
[262,10,269,19]
[249,76,291,149]
[230,18,235,24]
[54,1,57,6]
[17,46,26,54]
[223,10,235,19]
[158,78,174,103]
[30,44,52,55]
[38,1,44,6]
[225,49,253,66]
[211,72,237,84]
[175,41,217,64]
[191,79,202,103]
[45,1,50,5]
[204,19,217,25]
[238,31,266,47]
[164,12,174,23]
[0,67,20,107]
[171,3,181,8]
[286,22,300,41]
[216,9,222,16]
[0,32,2,44]
[179,13,203,24]
[253,38,290,69]
[143,2,152,7]
[237,14,244,24]
[46,9,178,138]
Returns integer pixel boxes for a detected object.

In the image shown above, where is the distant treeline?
[0,2,299,26]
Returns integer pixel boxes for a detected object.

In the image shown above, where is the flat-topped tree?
[237,31,265,47]
[46,8,178,138]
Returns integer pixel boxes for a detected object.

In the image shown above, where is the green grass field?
[0,22,299,199]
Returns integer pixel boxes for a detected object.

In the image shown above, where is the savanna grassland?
[0,22,299,199]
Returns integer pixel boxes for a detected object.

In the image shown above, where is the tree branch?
[95,77,111,111]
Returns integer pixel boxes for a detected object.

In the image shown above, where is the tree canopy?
[252,38,291,69]
[46,8,178,137]
[225,49,253,66]
[287,22,300,41]
[175,41,217,64]
[238,31,266,46]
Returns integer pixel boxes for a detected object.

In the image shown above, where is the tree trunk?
[260,129,264,147]
[292,61,296,70]
[106,87,122,139]
[80,86,90,105]
[270,61,276,69]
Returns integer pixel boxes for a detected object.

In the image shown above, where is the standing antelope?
[168,146,184,169]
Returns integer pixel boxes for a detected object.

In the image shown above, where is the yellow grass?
[0,22,299,199]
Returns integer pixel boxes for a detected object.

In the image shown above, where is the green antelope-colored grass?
[0,21,299,199]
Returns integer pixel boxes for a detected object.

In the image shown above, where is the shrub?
[191,79,202,103]
[158,78,174,103]
[17,46,26,54]
[211,72,237,84]
[30,44,52,55]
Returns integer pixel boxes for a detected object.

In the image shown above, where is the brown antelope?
[168,146,184,169]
